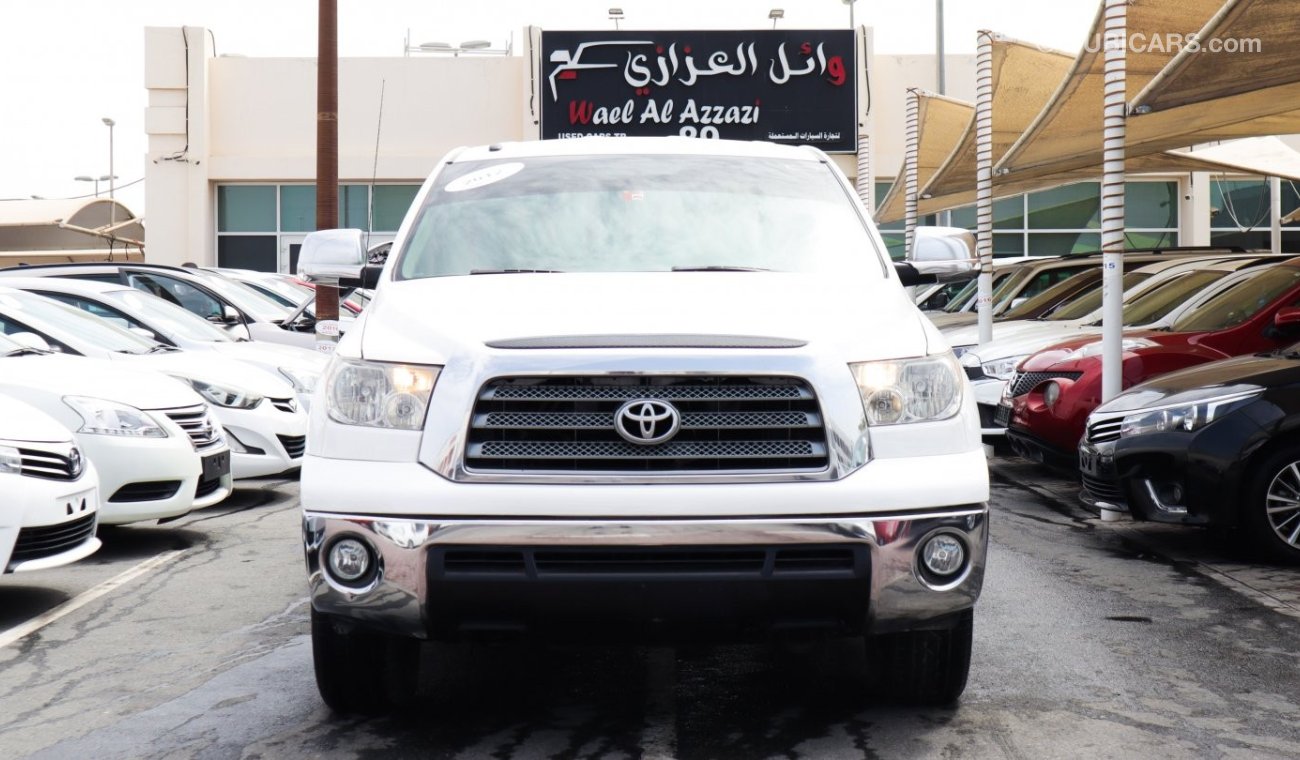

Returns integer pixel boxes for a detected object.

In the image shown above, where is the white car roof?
[448,137,825,164]
[0,277,130,296]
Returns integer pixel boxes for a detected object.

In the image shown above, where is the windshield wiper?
[671,265,771,272]
[3,347,49,357]
[469,269,564,275]
[146,344,178,353]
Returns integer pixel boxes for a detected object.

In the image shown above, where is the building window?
[1210,179,1300,252]
[217,183,422,273]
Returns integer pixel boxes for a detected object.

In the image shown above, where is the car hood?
[108,350,298,397]
[949,321,1098,361]
[0,354,202,410]
[356,272,934,363]
[209,341,329,378]
[0,393,74,443]
[1018,330,1226,373]
[1094,352,1300,414]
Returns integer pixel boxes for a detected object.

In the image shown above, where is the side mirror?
[894,227,978,287]
[1275,307,1300,328]
[298,229,367,283]
[9,332,53,352]
[206,304,240,324]
[128,327,158,340]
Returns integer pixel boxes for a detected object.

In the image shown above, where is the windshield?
[940,269,1015,314]
[105,289,234,343]
[1044,271,1151,322]
[395,155,883,279]
[1120,270,1228,326]
[191,273,292,322]
[243,275,314,308]
[1170,266,1300,332]
[0,291,158,354]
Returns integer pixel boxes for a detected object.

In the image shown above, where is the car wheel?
[1246,449,1300,564]
[867,610,973,706]
[311,608,421,714]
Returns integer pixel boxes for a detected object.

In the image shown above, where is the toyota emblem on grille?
[614,399,681,445]
[68,446,83,479]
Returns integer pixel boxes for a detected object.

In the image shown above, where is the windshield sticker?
[444,162,525,193]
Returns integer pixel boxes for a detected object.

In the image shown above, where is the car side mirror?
[206,304,240,324]
[298,229,367,283]
[9,331,54,352]
[128,327,159,340]
[1275,306,1300,329]
[894,227,978,287]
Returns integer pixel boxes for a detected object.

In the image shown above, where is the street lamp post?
[842,0,857,29]
[769,9,784,29]
[75,174,115,198]
[101,118,115,200]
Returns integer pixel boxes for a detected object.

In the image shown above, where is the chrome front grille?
[161,405,223,450]
[270,397,297,414]
[1086,417,1124,444]
[18,445,80,481]
[466,375,829,474]
[1007,371,1083,398]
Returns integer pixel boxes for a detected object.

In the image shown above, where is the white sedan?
[0,287,308,479]
[0,333,232,525]
[0,393,101,572]
[1,276,328,411]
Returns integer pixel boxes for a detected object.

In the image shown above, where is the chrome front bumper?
[304,506,989,639]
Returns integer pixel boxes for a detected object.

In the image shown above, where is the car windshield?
[192,273,292,322]
[395,155,884,279]
[105,289,234,343]
[1169,266,1300,332]
[0,291,159,354]
[242,274,314,308]
[940,270,1015,314]
[1119,270,1228,326]
[1044,271,1151,322]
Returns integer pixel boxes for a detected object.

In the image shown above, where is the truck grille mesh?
[466,375,829,474]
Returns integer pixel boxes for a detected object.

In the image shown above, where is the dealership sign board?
[540,30,857,153]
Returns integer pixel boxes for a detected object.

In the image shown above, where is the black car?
[1079,348,1300,563]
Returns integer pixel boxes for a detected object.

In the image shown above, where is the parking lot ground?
[1,466,1298,759]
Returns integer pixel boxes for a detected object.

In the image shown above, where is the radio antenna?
[366,79,386,252]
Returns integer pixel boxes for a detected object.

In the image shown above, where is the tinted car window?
[1170,266,1300,332]
[1120,270,1227,326]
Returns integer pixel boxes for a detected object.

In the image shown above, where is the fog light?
[921,534,966,577]
[327,538,373,584]
[1043,381,1061,407]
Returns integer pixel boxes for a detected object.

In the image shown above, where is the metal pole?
[904,88,921,258]
[315,0,340,352]
[936,0,945,95]
[1100,0,1127,401]
[975,32,995,344]
[1271,176,1283,254]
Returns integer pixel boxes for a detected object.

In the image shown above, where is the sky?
[0,0,1101,214]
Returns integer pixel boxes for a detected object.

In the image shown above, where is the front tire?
[1245,448,1300,564]
[867,610,973,706]
[311,608,421,715]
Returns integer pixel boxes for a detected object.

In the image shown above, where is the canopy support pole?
[1271,176,1283,254]
[1100,0,1127,402]
[856,133,872,211]
[975,32,995,344]
[904,88,921,258]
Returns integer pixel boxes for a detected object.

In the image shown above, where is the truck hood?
[0,354,202,410]
[356,272,932,363]
[0,394,74,443]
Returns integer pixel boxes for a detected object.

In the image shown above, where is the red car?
[1003,258,1300,465]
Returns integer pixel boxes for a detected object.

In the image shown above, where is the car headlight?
[851,352,963,425]
[324,358,440,430]
[63,396,168,438]
[0,444,21,474]
[980,355,1028,381]
[1063,338,1157,362]
[279,367,321,393]
[1118,389,1263,438]
[178,378,263,409]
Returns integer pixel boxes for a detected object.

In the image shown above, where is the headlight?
[851,352,963,425]
[980,355,1028,381]
[180,378,263,409]
[1063,338,1157,362]
[1117,389,1263,438]
[324,358,440,430]
[280,367,321,393]
[0,444,21,474]
[63,396,168,438]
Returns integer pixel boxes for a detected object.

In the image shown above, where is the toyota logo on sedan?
[614,399,681,445]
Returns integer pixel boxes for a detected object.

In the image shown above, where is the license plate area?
[993,402,1011,427]
[202,450,231,481]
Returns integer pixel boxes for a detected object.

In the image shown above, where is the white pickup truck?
[298,137,990,714]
